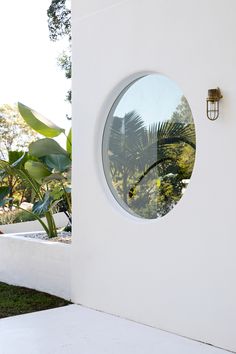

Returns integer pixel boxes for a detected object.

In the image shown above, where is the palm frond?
[108,111,147,173]
[157,121,196,149]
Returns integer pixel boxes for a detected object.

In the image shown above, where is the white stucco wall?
[0,235,71,300]
[72,0,236,351]
[0,214,70,299]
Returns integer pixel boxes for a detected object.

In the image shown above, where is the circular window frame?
[101,72,196,220]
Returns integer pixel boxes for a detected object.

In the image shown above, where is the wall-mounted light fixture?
[206,87,223,121]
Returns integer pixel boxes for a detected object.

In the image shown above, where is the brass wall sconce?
[206,88,223,120]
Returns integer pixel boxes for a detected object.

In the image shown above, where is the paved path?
[0,305,230,354]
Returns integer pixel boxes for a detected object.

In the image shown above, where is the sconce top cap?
[207,87,223,101]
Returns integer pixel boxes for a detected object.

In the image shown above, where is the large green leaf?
[0,198,12,207]
[9,151,29,168]
[32,193,52,216]
[8,151,24,165]
[24,160,51,183]
[0,186,10,199]
[44,173,64,182]
[0,186,11,207]
[44,154,71,172]
[18,102,65,138]
[29,138,68,158]
[66,128,72,154]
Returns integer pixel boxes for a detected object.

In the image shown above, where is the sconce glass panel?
[102,74,196,219]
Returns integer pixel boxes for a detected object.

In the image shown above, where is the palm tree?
[129,120,196,196]
[104,111,196,218]
[106,111,146,204]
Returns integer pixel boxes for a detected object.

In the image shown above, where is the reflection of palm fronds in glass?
[108,108,196,219]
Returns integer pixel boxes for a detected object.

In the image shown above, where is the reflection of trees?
[109,111,146,204]
[107,98,196,219]
[171,96,193,124]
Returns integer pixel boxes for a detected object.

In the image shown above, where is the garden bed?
[4,230,72,244]
[0,233,71,300]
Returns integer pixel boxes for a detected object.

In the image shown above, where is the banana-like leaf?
[44,154,71,172]
[0,198,12,207]
[9,151,29,168]
[0,186,10,198]
[66,128,72,154]
[32,193,52,216]
[25,160,51,183]
[18,102,65,138]
[50,188,64,200]
[0,186,11,207]
[44,173,65,182]
[0,159,42,198]
[0,186,10,199]
[50,199,63,210]
[29,138,68,158]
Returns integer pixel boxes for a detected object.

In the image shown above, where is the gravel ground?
[18,231,72,244]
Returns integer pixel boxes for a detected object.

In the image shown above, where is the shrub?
[0,209,37,225]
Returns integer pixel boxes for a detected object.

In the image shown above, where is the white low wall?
[0,212,68,234]
[0,235,71,300]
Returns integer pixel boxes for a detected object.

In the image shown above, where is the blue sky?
[114,74,183,126]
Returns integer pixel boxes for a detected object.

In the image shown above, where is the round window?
[102,74,196,219]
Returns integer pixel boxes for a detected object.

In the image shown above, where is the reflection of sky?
[114,74,183,125]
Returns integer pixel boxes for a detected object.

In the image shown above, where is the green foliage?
[25,160,51,183]
[47,0,72,107]
[107,98,196,219]
[0,151,33,210]
[57,50,71,79]
[0,209,37,225]
[32,193,53,216]
[18,102,71,154]
[171,96,193,124]
[19,103,72,222]
[0,104,39,160]
[18,102,65,138]
[0,163,55,237]
[8,150,28,166]
[43,154,71,172]
[47,0,71,41]
[0,187,11,207]
[0,104,72,237]
[29,138,68,157]
[66,128,72,154]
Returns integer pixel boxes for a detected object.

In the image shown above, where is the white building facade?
[72,1,236,351]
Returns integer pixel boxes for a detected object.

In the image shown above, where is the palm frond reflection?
[105,95,196,219]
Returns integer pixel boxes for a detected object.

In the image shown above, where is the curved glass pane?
[102,74,196,219]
